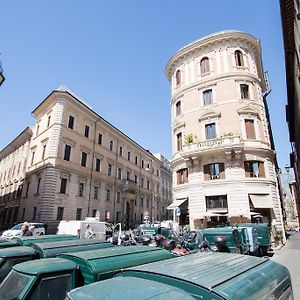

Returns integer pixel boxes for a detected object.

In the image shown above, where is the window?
[134,175,138,183]
[47,115,51,127]
[244,161,265,178]
[140,197,144,207]
[128,152,131,161]
[234,50,244,67]
[206,195,228,210]
[205,123,216,140]
[245,119,256,139]
[57,207,64,221]
[92,210,97,217]
[141,178,144,188]
[94,186,98,199]
[29,274,71,300]
[31,151,35,165]
[68,115,74,129]
[106,189,110,201]
[141,160,144,168]
[109,140,113,151]
[79,182,84,197]
[84,125,90,138]
[76,208,82,220]
[135,156,138,165]
[175,70,181,86]
[176,101,181,116]
[36,124,40,136]
[203,89,213,106]
[96,158,101,172]
[119,146,123,156]
[33,207,37,220]
[81,152,87,167]
[25,182,30,197]
[177,132,182,151]
[204,163,225,180]
[177,168,188,184]
[60,178,67,194]
[147,180,150,190]
[64,145,71,161]
[117,192,120,203]
[127,172,130,180]
[108,163,112,176]
[98,133,102,145]
[240,84,249,99]
[36,178,41,194]
[118,168,122,180]
[200,57,210,74]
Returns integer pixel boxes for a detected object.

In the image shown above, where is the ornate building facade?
[165,31,285,234]
[0,88,172,232]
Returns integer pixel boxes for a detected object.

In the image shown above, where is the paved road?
[272,231,300,299]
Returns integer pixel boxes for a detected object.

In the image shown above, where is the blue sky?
[0,0,290,169]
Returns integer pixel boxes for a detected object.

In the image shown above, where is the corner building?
[0,89,171,232]
[166,31,285,233]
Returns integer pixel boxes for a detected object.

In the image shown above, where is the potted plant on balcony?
[184,133,196,144]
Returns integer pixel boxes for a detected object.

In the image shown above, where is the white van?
[57,220,106,240]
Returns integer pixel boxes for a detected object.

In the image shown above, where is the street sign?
[176,207,181,217]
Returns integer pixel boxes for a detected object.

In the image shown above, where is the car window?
[0,257,33,282]
[10,224,22,230]
[0,269,33,300]
[29,274,71,300]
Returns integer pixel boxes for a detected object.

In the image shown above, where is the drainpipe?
[87,118,101,217]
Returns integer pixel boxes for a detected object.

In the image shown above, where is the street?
[272,231,300,299]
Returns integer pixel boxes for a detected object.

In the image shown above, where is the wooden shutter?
[219,163,225,179]
[245,119,255,139]
[244,161,250,177]
[204,165,210,180]
[258,162,265,177]
[184,168,188,183]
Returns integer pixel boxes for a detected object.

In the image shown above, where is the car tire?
[39,233,44,235]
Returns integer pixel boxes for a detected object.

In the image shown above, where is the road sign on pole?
[176,207,181,217]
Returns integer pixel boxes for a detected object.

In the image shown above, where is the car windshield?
[10,224,22,230]
[0,269,33,299]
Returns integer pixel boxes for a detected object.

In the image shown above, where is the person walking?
[85,224,95,239]
[22,224,33,236]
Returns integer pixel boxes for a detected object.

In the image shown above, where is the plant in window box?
[184,133,197,144]
[223,132,234,137]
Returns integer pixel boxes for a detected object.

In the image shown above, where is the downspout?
[87,118,101,217]
[113,138,119,223]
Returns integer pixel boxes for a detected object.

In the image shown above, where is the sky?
[0,0,291,169]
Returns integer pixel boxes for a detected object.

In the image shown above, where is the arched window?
[234,50,244,67]
[175,70,181,86]
[200,57,210,74]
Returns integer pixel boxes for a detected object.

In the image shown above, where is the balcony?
[183,135,243,156]
[122,179,138,194]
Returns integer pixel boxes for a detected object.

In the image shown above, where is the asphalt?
[271,231,300,299]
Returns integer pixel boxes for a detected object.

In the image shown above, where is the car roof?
[67,277,196,300]
[118,252,291,299]
[0,246,36,258]
[14,257,77,275]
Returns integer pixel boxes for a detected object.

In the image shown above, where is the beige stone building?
[0,88,171,232]
[165,31,285,234]
[280,0,300,225]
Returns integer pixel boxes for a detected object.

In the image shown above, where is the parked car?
[114,252,294,299]
[1,223,45,239]
[0,246,173,300]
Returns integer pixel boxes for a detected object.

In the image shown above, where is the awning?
[249,194,273,208]
[167,198,187,210]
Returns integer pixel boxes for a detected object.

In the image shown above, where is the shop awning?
[167,198,187,210]
[249,194,273,208]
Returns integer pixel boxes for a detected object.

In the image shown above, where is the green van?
[66,277,196,300]
[0,246,173,300]
[0,239,112,283]
[13,234,78,246]
[115,252,294,299]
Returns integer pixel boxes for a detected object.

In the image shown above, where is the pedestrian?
[85,224,95,239]
[22,224,33,236]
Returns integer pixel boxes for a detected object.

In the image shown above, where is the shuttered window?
[240,84,249,99]
[176,101,181,115]
[203,90,213,106]
[177,168,188,184]
[205,123,216,140]
[175,70,181,86]
[204,163,225,180]
[244,161,265,178]
[177,132,182,151]
[234,50,244,66]
[245,119,256,139]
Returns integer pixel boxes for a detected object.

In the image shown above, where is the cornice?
[166,31,261,80]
